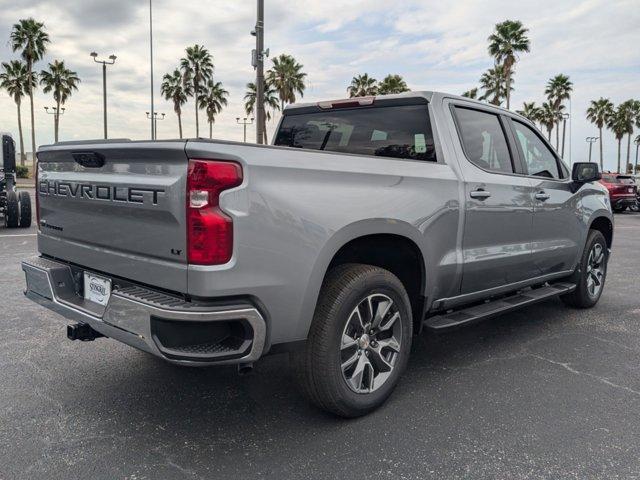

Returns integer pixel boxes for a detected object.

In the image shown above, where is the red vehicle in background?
[600,173,638,212]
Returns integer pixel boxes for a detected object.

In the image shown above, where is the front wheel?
[561,230,608,308]
[292,264,413,417]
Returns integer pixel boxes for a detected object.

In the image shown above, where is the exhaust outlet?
[67,323,105,342]
[237,363,254,375]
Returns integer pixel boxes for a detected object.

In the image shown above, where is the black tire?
[292,263,413,417]
[4,190,19,228]
[18,190,31,228]
[561,230,608,308]
[613,206,626,213]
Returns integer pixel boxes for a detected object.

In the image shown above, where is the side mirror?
[572,162,601,183]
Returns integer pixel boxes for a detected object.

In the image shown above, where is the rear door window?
[273,104,437,162]
[452,107,514,174]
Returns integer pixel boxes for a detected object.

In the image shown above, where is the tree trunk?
[16,100,26,166]
[28,61,36,164]
[505,70,511,110]
[627,133,632,167]
[263,124,268,144]
[178,112,183,139]
[617,139,621,173]
[555,121,560,150]
[209,121,212,139]
[561,118,567,158]
[599,127,604,170]
[547,127,552,141]
[54,99,61,142]
[194,69,199,137]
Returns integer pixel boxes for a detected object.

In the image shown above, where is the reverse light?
[187,159,243,265]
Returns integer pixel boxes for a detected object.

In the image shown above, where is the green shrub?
[15,165,29,178]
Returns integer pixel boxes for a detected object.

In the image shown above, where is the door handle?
[470,189,491,200]
[535,191,551,201]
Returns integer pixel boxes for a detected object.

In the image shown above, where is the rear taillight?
[187,159,243,265]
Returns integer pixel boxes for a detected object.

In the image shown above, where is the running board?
[423,282,576,331]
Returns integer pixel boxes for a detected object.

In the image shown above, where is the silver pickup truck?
[22,92,612,417]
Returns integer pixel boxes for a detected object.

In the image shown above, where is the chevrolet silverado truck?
[22,92,612,417]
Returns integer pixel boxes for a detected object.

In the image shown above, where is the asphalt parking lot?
[1,202,640,479]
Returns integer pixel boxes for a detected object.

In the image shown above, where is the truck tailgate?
[36,141,189,293]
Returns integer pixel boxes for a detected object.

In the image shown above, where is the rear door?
[507,119,581,275]
[448,103,537,294]
[36,141,189,292]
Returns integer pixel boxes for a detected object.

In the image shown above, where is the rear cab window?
[274,104,437,162]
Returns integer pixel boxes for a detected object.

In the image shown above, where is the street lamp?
[44,106,65,143]
[586,137,599,164]
[560,113,570,159]
[90,52,117,139]
[146,112,165,140]
[236,117,254,143]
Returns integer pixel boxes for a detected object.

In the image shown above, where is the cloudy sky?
[0,0,638,171]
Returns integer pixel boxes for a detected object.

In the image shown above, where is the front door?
[450,105,536,295]
[508,118,581,275]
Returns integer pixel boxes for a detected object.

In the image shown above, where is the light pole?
[586,137,599,164]
[253,0,266,145]
[149,0,155,140]
[90,52,117,139]
[236,117,254,143]
[44,106,65,143]
[560,113,570,159]
[146,112,165,139]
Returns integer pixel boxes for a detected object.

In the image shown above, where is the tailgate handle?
[72,151,105,168]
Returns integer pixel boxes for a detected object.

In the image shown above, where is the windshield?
[274,104,437,162]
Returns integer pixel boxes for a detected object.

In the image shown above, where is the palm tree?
[244,81,280,140]
[539,102,557,141]
[161,69,192,139]
[516,101,540,124]
[621,100,640,167]
[487,20,530,110]
[10,18,50,159]
[462,88,478,99]
[0,61,35,165]
[198,80,228,139]
[608,104,633,173]
[586,98,614,170]
[545,74,573,150]
[348,73,378,98]
[377,74,410,95]
[267,54,306,111]
[180,45,214,137]
[479,65,512,106]
[39,60,80,142]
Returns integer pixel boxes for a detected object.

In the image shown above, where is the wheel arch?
[589,215,613,249]
[297,219,427,339]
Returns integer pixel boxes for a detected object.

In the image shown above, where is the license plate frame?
[83,272,112,306]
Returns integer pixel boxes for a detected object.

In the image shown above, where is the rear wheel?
[613,206,626,213]
[292,264,413,417]
[18,190,31,228]
[561,230,608,308]
[4,190,19,228]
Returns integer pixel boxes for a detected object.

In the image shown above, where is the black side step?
[423,282,576,331]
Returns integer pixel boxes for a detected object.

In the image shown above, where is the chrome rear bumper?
[22,256,267,366]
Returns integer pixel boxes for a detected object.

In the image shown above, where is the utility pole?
[90,52,117,139]
[586,137,598,164]
[255,0,265,144]
[146,112,165,139]
[236,117,254,143]
[149,0,155,140]
[44,106,65,143]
